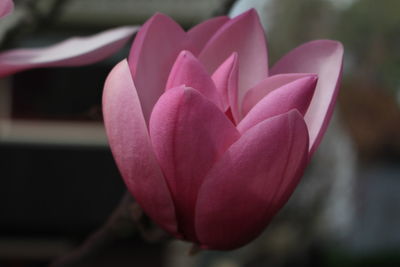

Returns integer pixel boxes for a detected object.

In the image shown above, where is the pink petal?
[195,110,309,250]
[0,26,138,77]
[128,13,187,123]
[241,73,317,117]
[198,9,268,107]
[187,16,230,55]
[165,50,223,109]
[238,75,317,134]
[270,40,344,156]
[102,59,178,236]
[0,0,13,18]
[211,52,240,123]
[149,86,240,242]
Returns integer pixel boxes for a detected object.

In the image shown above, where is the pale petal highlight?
[102,60,178,236]
[0,26,137,77]
[271,40,343,156]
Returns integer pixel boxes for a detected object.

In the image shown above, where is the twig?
[49,192,169,267]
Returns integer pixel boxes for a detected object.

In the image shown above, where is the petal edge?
[271,40,343,156]
[195,110,309,249]
[0,26,138,77]
[103,59,178,236]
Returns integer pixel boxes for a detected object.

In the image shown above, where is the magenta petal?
[0,26,137,77]
[149,86,240,241]
[211,52,240,123]
[166,50,223,109]
[241,73,317,117]
[187,16,230,56]
[0,0,13,18]
[128,13,187,122]
[102,60,178,236]
[238,75,317,134]
[270,40,344,155]
[198,9,268,105]
[195,110,309,250]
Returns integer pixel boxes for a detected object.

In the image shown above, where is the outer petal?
[102,60,178,236]
[238,75,317,134]
[195,110,309,250]
[211,52,240,123]
[187,16,230,55]
[198,9,268,106]
[270,40,343,155]
[165,50,223,109]
[128,13,187,122]
[241,73,317,117]
[149,86,240,242]
[0,26,138,77]
[0,0,13,18]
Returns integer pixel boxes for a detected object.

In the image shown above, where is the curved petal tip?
[103,59,178,236]
[0,26,138,77]
[271,39,343,156]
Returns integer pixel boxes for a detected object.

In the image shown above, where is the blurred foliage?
[267,0,338,63]
[324,249,400,267]
[267,0,400,94]
[265,0,400,161]
[335,0,400,93]
[334,0,400,160]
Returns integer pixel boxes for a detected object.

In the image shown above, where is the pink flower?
[103,9,343,250]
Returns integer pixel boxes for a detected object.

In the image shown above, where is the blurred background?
[0,0,399,266]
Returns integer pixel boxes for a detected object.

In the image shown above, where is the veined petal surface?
[241,73,317,117]
[166,50,222,109]
[199,9,268,107]
[270,40,343,155]
[128,13,187,122]
[150,86,239,241]
[103,60,178,236]
[238,75,317,134]
[195,110,309,249]
[211,52,240,123]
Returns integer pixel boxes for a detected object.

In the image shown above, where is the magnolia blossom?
[103,9,343,250]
